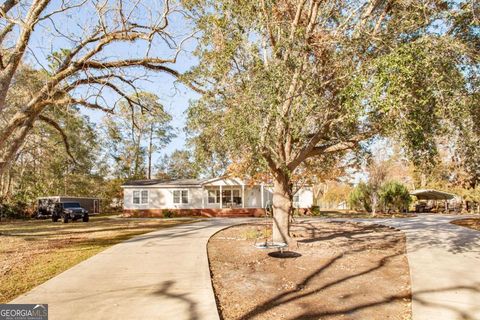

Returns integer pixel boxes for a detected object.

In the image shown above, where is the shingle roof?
[122,178,208,187]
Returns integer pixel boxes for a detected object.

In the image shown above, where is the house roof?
[410,189,456,200]
[122,177,311,189]
[122,178,208,187]
[37,196,100,200]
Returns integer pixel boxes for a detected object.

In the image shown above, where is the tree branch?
[306,131,376,158]
[38,115,77,164]
[80,59,206,93]
[0,0,19,18]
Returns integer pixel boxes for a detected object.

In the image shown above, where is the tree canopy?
[0,0,478,223]
[103,92,174,180]
[184,0,479,242]
[156,149,200,180]
[0,67,104,212]
[0,0,201,178]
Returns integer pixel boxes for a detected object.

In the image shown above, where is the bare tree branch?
[38,114,77,163]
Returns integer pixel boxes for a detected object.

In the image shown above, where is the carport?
[37,196,101,214]
[410,189,456,213]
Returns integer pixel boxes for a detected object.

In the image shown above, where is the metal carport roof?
[410,189,456,200]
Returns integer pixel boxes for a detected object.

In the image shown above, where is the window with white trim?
[208,188,242,205]
[133,191,140,204]
[222,189,232,204]
[141,190,148,204]
[232,189,241,205]
[173,190,189,204]
[133,190,148,204]
[208,189,220,204]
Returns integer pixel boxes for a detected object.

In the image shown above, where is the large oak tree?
[185,0,479,243]
[0,0,201,177]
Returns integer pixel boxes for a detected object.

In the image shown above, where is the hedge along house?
[122,177,313,217]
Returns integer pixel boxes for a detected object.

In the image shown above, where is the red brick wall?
[122,208,267,218]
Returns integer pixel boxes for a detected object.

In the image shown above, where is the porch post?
[260,184,264,208]
[201,186,205,209]
[242,184,245,208]
[220,185,223,209]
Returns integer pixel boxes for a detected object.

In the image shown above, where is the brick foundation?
[122,208,267,218]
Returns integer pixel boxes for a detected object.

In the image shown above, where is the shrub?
[379,181,411,213]
[0,201,30,220]
[310,206,321,216]
[162,209,175,218]
[348,182,372,212]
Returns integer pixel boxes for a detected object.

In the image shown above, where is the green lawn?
[0,216,197,303]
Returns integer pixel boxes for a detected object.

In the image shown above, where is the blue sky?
[23,0,200,165]
[20,0,395,182]
[80,59,200,160]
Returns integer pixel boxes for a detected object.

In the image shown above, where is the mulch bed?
[451,218,480,231]
[208,221,411,320]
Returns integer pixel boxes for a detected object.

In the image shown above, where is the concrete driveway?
[324,215,480,320]
[11,218,252,320]
[11,215,480,320]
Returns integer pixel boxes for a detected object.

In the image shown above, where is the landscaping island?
[208,221,411,320]
[451,218,480,231]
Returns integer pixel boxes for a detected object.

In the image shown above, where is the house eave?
[121,184,203,188]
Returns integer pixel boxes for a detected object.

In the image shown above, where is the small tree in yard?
[366,160,390,215]
[349,180,411,213]
[185,0,478,243]
[320,182,352,209]
[379,181,412,213]
[348,182,372,213]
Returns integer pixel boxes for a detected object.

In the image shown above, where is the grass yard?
[451,218,480,231]
[0,216,197,303]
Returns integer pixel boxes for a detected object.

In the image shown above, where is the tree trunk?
[0,117,35,178]
[147,123,153,180]
[371,194,378,216]
[0,104,45,178]
[272,172,292,244]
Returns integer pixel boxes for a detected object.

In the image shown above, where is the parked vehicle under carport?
[36,196,100,215]
[36,199,89,223]
[53,202,89,223]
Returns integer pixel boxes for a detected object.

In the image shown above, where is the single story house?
[122,177,313,217]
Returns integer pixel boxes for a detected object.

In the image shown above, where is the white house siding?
[123,187,204,210]
[245,186,260,207]
[297,188,314,208]
[123,183,313,210]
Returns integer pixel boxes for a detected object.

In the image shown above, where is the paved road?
[11,219,252,320]
[326,215,480,320]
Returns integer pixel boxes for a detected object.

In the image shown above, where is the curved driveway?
[11,215,480,320]
[325,215,480,320]
[11,218,253,320]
